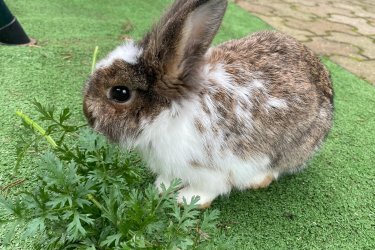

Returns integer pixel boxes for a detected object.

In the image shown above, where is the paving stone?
[248,1,317,20]
[337,0,372,7]
[334,3,366,13]
[235,1,275,16]
[329,14,375,35]
[304,37,361,58]
[239,0,375,85]
[285,0,332,4]
[275,25,314,42]
[355,12,375,21]
[254,15,314,42]
[297,3,354,18]
[253,15,284,27]
[238,0,284,5]
[328,32,375,59]
[359,0,375,7]
[285,18,357,36]
[281,0,317,7]
[333,3,375,20]
[362,5,375,14]
[268,3,317,21]
[330,55,375,84]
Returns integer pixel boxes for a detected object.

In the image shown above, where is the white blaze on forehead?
[95,40,143,69]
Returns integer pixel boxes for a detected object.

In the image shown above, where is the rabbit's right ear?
[140,0,228,99]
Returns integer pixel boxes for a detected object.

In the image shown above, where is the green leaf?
[3,221,18,245]
[22,217,45,238]
[33,99,56,121]
[45,195,73,209]
[100,233,123,247]
[66,211,88,240]
[59,108,72,124]
[0,196,15,215]
[201,209,220,231]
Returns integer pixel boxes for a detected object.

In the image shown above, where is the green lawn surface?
[1,0,374,249]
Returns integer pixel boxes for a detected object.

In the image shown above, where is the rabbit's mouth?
[83,100,96,128]
[86,114,96,128]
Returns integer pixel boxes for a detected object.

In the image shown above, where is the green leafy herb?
[1,101,228,249]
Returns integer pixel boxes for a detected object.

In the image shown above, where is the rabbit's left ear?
[141,0,228,98]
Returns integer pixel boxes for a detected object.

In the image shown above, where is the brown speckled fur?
[199,31,333,172]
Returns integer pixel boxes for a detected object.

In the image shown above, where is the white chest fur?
[131,65,278,205]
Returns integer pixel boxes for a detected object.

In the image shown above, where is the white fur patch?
[252,78,266,90]
[134,98,208,180]
[95,40,142,69]
[266,97,288,109]
[205,64,253,101]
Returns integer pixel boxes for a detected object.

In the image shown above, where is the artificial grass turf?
[0,0,374,249]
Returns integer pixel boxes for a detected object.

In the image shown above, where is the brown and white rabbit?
[83,0,333,207]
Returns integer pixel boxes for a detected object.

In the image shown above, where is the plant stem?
[91,46,99,73]
[1,179,25,191]
[87,194,104,211]
[15,110,57,148]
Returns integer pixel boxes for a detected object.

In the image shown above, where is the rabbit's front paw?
[247,172,279,190]
[177,186,215,209]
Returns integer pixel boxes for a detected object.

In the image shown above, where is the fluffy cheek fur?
[84,87,171,148]
[83,98,137,145]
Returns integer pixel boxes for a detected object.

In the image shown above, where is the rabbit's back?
[200,30,333,173]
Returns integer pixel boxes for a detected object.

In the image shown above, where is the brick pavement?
[235,0,375,85]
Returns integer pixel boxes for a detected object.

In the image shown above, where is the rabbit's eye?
[108,86,131,103]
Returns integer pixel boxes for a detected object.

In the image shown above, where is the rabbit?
[83,0,333,208]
